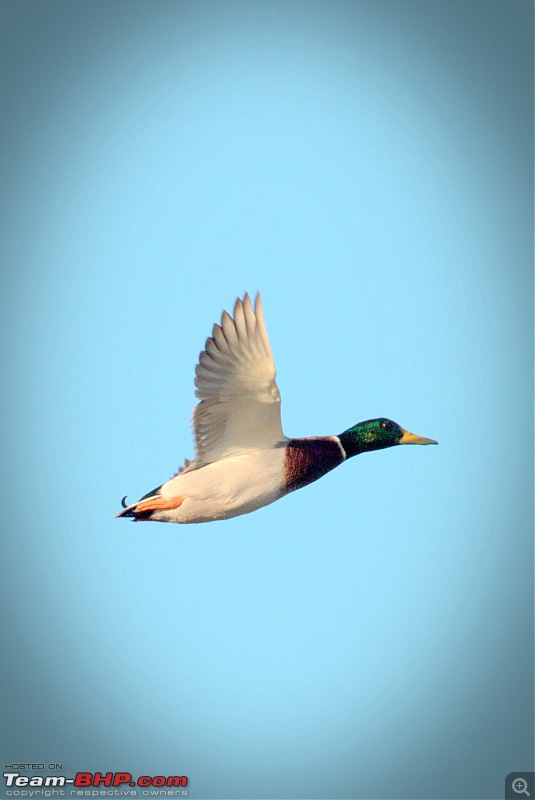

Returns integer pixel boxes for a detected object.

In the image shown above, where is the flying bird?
[117,293,437,523]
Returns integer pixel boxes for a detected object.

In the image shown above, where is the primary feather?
[192,293,284,466]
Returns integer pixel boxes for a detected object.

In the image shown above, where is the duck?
[116,293,437,524]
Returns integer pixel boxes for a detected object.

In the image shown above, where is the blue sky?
[1,2,533,799]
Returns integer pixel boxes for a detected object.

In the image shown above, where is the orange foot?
[135,496,185,513]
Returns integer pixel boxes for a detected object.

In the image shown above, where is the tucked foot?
[115,495,185,521]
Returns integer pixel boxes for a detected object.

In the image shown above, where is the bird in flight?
[116,293,437,523]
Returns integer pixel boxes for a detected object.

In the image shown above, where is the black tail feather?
[116,497,156,521]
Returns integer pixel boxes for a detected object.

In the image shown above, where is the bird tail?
[115,493,185,521]
[115,496,141,519]
[115,496,153,520]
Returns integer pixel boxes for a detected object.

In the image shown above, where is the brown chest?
[283,436,345,494]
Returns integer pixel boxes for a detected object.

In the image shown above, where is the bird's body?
[128,438,344,524]
[146,448,288,524]
[117,294,437,524]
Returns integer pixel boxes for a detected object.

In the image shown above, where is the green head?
[339,418,438,458]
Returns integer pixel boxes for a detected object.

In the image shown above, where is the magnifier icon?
[513,778,530,797]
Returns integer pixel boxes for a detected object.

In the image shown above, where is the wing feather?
[191,293,284,465]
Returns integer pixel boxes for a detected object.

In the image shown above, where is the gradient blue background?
[1,2,533,799]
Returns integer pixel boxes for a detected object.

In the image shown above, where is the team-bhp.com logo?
[3,771,188,795]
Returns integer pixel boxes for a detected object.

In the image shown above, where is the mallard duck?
[116,293,437,524]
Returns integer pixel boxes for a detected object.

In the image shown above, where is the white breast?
[154,447,287,523]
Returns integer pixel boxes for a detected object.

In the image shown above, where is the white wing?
[191,293,284,465]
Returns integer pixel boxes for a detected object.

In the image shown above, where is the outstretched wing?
[192,293,284,465]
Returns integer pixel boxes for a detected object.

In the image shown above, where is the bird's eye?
[381,421,387,429]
